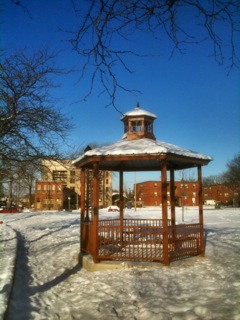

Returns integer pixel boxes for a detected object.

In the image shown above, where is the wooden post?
[198,165,204,256]
[161,160,169,266]
[119,170,124,246]
[170,169,176,252]
[92,162,99,263]
[80,168,85,220]
[80,168,85,254]
[86,169,90,221]
[170,169,176,226]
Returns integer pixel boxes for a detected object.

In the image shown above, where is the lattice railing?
[81,219,201,263]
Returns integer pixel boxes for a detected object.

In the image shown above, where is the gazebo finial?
[136,102,140,109]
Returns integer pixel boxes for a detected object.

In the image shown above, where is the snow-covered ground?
[0,206,240,320]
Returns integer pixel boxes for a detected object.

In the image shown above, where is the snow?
[72,138,212,164]
[1,207,240,320]
[121,107,157,120]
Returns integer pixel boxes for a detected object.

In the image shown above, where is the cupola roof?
[121,103,157,121]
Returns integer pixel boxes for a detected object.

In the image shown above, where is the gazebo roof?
[73,138,212,171]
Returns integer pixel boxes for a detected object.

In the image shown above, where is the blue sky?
[1,1,240,189]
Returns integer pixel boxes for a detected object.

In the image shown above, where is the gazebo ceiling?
[73,138,212,171]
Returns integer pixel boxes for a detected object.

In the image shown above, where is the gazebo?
[73,104,212,266]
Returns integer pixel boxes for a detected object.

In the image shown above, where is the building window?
[130,121,142,132]
[52,170,67,181]
[70,171,75,183]
[144,121,152,132]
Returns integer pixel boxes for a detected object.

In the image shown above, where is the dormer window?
[130,121,142,132]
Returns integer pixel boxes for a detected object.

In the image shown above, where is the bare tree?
[0,48,73,173]
[11,162,40,208]
[10,1,240,108]
[177,169,197,182]
[69,0,240,106]
[202,174,225,186]
[222,153,240,193]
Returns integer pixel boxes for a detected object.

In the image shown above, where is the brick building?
[34,160,112,211]
[135,180,199,206]
[35,181,64,210]
[203,184,238,206]
[135,181,237,206]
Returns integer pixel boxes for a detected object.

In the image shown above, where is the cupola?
[121,103,157,140]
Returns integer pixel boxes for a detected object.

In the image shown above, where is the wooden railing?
[81,219,201,263]
[168,224,201,260]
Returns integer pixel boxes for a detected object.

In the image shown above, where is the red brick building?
[35,181,64,210]
[135,181,199,206]
[203,184,237,206]
[135,181,236,206]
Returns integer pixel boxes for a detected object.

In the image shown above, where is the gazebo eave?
[74,153,211,172]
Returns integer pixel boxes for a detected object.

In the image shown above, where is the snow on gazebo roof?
[73,138,212,165]
[73,138,211,160]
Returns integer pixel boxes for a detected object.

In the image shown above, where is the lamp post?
[48,182,51,210]
[76,193,79,210]
[7,176,13,212]
[68,196,71,211]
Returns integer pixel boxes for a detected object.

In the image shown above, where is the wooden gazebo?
[73,104,212,266]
